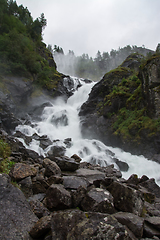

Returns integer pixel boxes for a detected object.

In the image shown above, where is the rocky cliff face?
[0,75,81,134]
[79,53,160,159]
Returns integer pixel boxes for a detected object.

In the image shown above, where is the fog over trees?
[50,44,154,81]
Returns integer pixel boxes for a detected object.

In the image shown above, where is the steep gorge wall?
[79,54,160,159]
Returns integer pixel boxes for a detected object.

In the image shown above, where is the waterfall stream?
[15,77,160,185]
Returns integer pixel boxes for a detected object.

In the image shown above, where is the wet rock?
[51,110,68,126]
[9,162,37,181]
[47,145,66,157]
[63,176,89,190]
[107,181,144,216]
[76,168,106,184]
[39,135,52,150]
[51,156,79,171]
[43,158,61,177]
[126,174,139,185]
[71,153,82,163]
[139,178,160,198]
[29,215,51,239]
[63,138,72,148]
[29,102,53,121]
[113,157,129,172]
[104,164,122,178]
[0,173,38,239]
[51,209,132,239]
[81,188,116,214]
[113,212,144,238]
[44,184,72,210]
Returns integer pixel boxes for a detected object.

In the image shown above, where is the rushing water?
[16,77,160,185]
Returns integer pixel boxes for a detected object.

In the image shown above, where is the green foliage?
[0,139,14,174]
[0,158,15,174]
[0,139,11,158]
[0,0,60,90]
[112,107,160,140]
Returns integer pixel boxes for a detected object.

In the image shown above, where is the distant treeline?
[51,44,154,80]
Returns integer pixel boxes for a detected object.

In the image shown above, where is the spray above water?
[16,77,160,185]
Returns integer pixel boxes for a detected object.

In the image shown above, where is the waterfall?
[15,77,160,185]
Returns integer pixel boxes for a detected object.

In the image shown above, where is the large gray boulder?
[0,174,38,240]
[43,184,72,210]
[43,158,61,177]
[113,212,144,238]
[51,209,134,239]
[50,156,79,171]
[107,181,144,216]
[81,188,116,214]
[75,168,106,184]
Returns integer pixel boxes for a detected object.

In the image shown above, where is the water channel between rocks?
[15,77,160,185]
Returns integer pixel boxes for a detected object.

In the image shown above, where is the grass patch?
[0,139,15,174]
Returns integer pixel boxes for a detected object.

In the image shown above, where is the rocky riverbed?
[1,129,160,239]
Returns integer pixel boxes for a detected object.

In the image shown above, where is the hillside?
[0,0,63,91]
[79,52,160,159]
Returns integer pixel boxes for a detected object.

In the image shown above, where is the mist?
[52,45,155,81]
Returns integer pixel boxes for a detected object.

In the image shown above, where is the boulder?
[63,176,89,190]
[139,178,160,198]
[138,185,155,204]
[29,215,51,239]
[81,188,116,214]
[19,176,33,198]
[43,158,61,177]
[9,163,37,181]
[29,199,50,218]
[113,212,144,238]
[144,201,160,217]
[113,157,129,172]
[107,181,144,216]
[143,221,160,238]
[32,180,49,194]
[44,184,72,210]
[72,186,87,207]
[76,168,106,184]
[104,164,122,178]
[47,145,66,157]
[71,154,82,163]
[51,209,133,239]
[51,156,79,171]
[0,173,38,239]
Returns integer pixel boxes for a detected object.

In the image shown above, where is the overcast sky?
[16,0,160,57]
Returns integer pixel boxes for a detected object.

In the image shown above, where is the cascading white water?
[16,77,160,185]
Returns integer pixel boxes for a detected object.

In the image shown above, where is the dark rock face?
[0,174,38,240]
